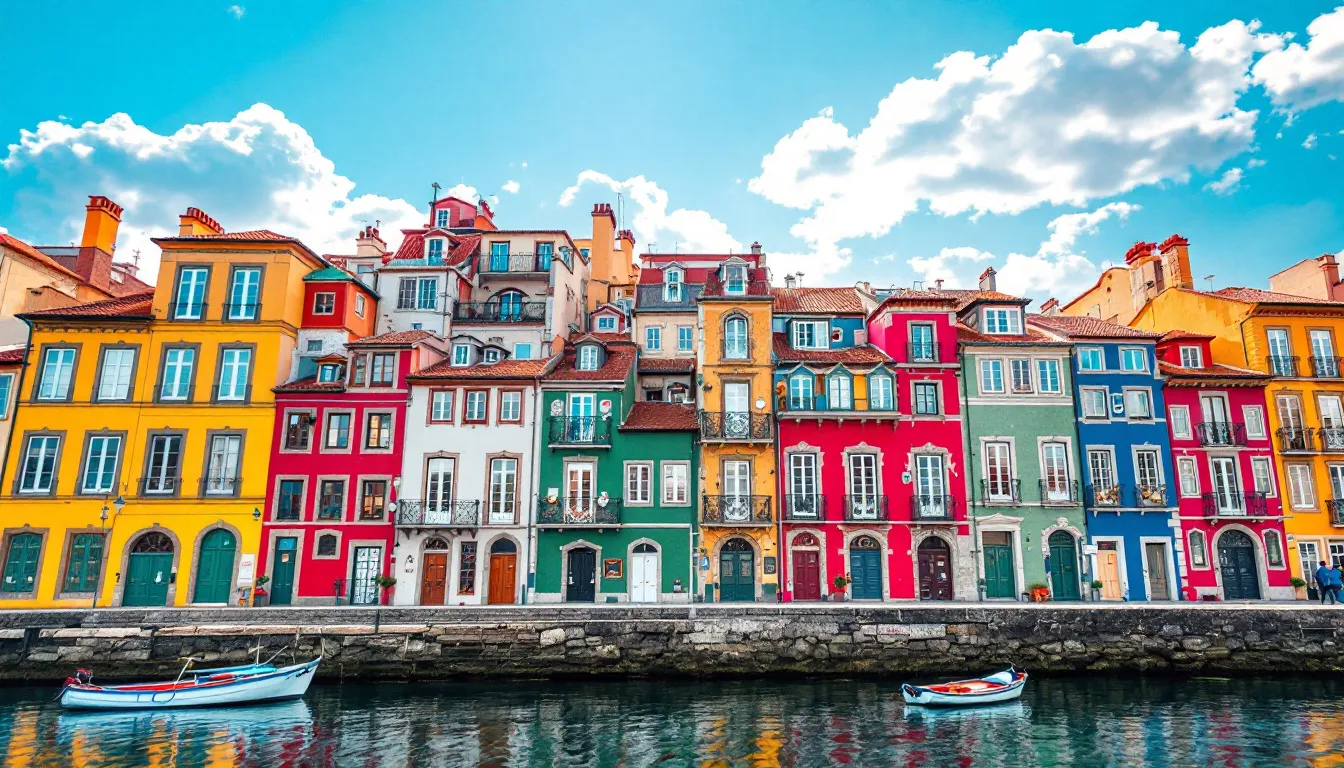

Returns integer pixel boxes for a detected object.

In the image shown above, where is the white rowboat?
[60,657,321,710]
[901,667,1027,707]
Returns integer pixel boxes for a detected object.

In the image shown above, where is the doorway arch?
[848,534,883,600]
[192,528,237,604]
[718,538,756,602]
[1217,529,1262,600]
[125,532,174,607]
[916,536,954,601]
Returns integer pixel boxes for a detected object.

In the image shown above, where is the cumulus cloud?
[501,180,520,194]
[907,247,996,290]
[226,5,244,19]
[1304,132,1320,149]
[1204,167,1243,194]
[1247,157,1268,168]
[559,171,742,254]
[1253,6,1344,110]
[2,104,426,277]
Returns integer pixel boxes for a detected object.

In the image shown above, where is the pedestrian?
[1331,563,1344,605]
[1315,560,1335,605]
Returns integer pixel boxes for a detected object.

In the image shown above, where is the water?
[2,676,1343,766]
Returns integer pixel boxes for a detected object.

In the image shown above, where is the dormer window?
[724,265,747,295]
[665,269,684,302]
[577,345,601,371]
[452,344,471,367]
[983,307,1021,335]
[791,320,828,350]
[596,314,617,332]
[436,209,450,228]
[318,363,343,383]
[1180,346,1203,369]
[426,238,445,263]
[484,348,501,364]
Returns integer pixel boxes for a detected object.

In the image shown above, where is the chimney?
[934,279,945,290]
[178,207,223,237]
[355,226,387,259]
[475,199,495,230]
[750,241,762,256]
[784,274,797,289]
[80,196,123,254]
[1040,298,1060,316]
[1158,235,1192,289]
[617,229,635,249]
[1124,241,1157,265]
[978,267,997,292]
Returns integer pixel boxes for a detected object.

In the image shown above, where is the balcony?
[222,302,260,321]
[537,496,622,526]
[1136,484,1167,507]
[1039,480,1079,506]
[1277,427,1314,453]
[170,302,208,321]
[1195,422,1246,447]
[702,495,773,526]
[980,478,1021,505]
[200,476,241,496]
[1088,484,1124,508]
[1319,427,1344,452]
[1311,356,1343,379]
[911,494,956,521]
[843,495,889,522]
[211,384,253,404]
[137,476,181,496]
[782,494,824,521]
[698,411,773,442]
[452,301,547,324]
[547,417,613,447]
[907,342,940,364]
[1329,499,1344,527]
[1201,491,1270,518]
[396,500,481,527]
[1268,355,1300,378]
[778,395,897,414]
[480,253,551,274]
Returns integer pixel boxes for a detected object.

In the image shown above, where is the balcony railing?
[843,495,889,521]
[1088,484,1124,507]
[222,302,260,321]
[138,476,180,496]
[907,342,940,363]
[1268,355,1300,377]
[170,302,208,321]
[1136,484,1167,507]
[782,494,824,520]
[1319,427,1344,452]
[912,494,956,521]
[396,500,481,527]
[1039,480,1079,505]
[1195,421,1246,447]
[1201,491,1270,517]
[702,495,773,525]
[980,478,1021,505]
[778,395,896,413]
[480,253,551,273]
[698,411,773,441]
[452,301,547,323]
[1277,427,1314,453]
[537,496,622,526]
[547,417,613,447]
[1311,356,1343,379]
[200,476,241,496]
[211,384,253,403]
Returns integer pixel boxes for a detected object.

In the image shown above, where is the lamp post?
[92,496,125,609]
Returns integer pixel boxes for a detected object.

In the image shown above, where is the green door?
[124,532,173,606]
[982,531,1015,599]
[270,537,298,605]
[1049,531,1081,601]
[193,529,236,604]
[1,534,42,593]
[718,539,755,602]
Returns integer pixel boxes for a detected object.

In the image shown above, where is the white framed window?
[1078,347,1104,371]
[431,391,454,422]
[787,453,820,516]
[97,348,135,401]
[1288,464,1315,508]
[1251,457,1276,497]
[827,374,853,409]
[1036,359,1061,393]
[1243,406,1267,439]
[354,295,366,317]
[417,278,438,310]
[979,359,1004,394]
[1177,457,1200,497]
[1040,442,1072,501]
[1119,347,1148,372]
[983,308,1021,335]
[160,348,194,401]
[483,348,501,364]
[984,442,1014,501]
[173,267,209,319]
[216,348,252,401]
[723,317,748,358]
[724,264,747,295]
[1010,359,1033,393]
[19,435,60,494]
[312,292,336,315]
[37,348,76,401]
[577,346,600,371]
[662,462,690,505]
[228,267,261,320]
[0,373,12,419]
[205,434,242,495]
[499,391,521,422]
[788,375,814,410]
[791,320,828,350]
[664,269,684,302]
[1188,530,1208,569]
[1265,530,1285,568]
[1124,389,1153,420]
[596,315,617,332]
[397,278,417,310]
[426,238,445,262]
[81,435,122,494]
[1134,449,1162,490]
[435,209,449,228]
[513,343,533,360]
[1081,388,1108,419]
[645,327,662,352]
[1169,405,1192,439]
[1180,346,1203,369]
[870,375,894,410]
[465,391,488,422]
[452,344,470,366]
[678,326,694,352]
[626,462,653,505]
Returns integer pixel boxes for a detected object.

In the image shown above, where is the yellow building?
[695,254,778,601]
[0,206,323,608]
[574,202,639,312]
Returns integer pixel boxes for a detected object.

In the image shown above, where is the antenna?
[1203,274,1215,291]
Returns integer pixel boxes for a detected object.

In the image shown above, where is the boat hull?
[60,658,320,711]
[902,669,1027,707]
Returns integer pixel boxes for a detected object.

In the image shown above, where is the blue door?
[849,536,883,600]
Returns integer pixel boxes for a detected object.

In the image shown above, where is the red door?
[792,550,821,601]
[488,553,517,604]
[420,553,447,605]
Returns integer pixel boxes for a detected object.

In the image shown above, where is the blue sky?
[1,1,1343,302]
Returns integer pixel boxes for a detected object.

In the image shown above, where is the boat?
[59,656,321,710]
[901,667,1027,707]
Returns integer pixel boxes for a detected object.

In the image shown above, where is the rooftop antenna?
[616,193,625,232]
[1203,274,1215,291]
[132,249,141,269]
[429,181,441,223]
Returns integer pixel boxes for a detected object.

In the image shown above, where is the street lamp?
[93,496,126,609]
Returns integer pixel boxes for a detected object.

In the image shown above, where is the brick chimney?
[1124,241,1157,265]
[784,274,797,289]
[80,195,123,254]
[178,207,223,237]
[1040,297,1060,316]
[1158,234,1193,289]
[750,242,762,256]
[978,267,997,292]
[355,226,387,259]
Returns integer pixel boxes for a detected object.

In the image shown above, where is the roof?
[19,291,155,320]
[772,333,892,365]
[620,402,698,431]
[638,356,696,373]
[274,376,345,394]
[771,287,865,314]
[545,344,637,383]
[1158,360,1267,386]
[1028,314,1162,340]
[0,348,24,365]
[1202,286,1341,306]
[869,289,960,312]
[956,323,1065,346]
[638,266,718,285]
[1160,329,1215,343]
[347,329,439,347]
[575,332,634,345]
[0,234,91,283]
[303,266,379,298]
[933,288,1031,312]
[408,357,552,382]
[153,230,322,262]
[386,232,480,268]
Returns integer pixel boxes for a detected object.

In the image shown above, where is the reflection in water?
[0,677,1341,766]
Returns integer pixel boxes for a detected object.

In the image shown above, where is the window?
[436,209,449,227]
[578,346,600,370]
[513,343,533,360]
[1189,530,1208,569]
[500,391,522,422]
[537,242,554,269]
[1288,464,1315,508]
[431,391,454,422]
[18,435,59,494]
[1120,348,1147,372]
[663,462,690,505]
[275,479,304,520]
[325,413,351,449]
[360,480,388,520]
[397,278,417,310]
[318,363,342,383]
[417,278,438,310]
[364,413,393,450]
[677,326,694,353]
[143,435,181,495]
[316,534,338,557]
[1243,406,1267,439]
[1265,530,1285,568]
[724,317,748,359]
[1,533,41,593]
[909,324,935,361]
[1169,405,1192,439]
[1078,348,1104,371]
[871,375,894,410]
[1088,450,1116,500]
[827,374,853,409]
[319,480,346,519]
[80,435,121,494]
[426,238,444,262]
[306,339,324,353]
[355,295,366,318]
[1251,457,1276,497]
[369,353,395,386]
[1036,360,1061,394]
[453,344,470,366]
[173,267,209,319]
[792,320,828,350]
[312,293,336,315]
[216,348,252,401]
[457,542,477,595]
[664,269,684,302]
[63,534,103,593]
[984,442,1014,501]
[465,391,488,422]
[1124,389,1153,420]
[1180,346,1203,368]
[1268,329,1294,375]
[37,347,76,401]
[596,315,617,332]
[0,373,11,418]
[1135,449,1162,491]
[488,458,518,522]
[1177,457,1200,497]
[847,454,878,514]
[724,264,747,295]
[96,348,135,401]
[788,374,814,410]
[645,327,662,352]
[205,434,242,495]
[1081,388,1108,419]
[913,382,939,415]
[983,308,1021,335]
[1041,442,1071,501]
[979,359,1004,393]
[626,463,652,505]
[1010,360,1033,393]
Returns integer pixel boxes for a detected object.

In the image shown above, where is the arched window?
[491,538,518,554]
[664,269,683,302]
[723,317,749,359]
[827,372,853,410]
[1264,530,1285,568]
[132,532,173,553]
[425,537,450,551]
[633,542,657,554]
[851,535,881,550]
[793,533,820,548]
[1188,530,1208,569]
[788,373,814,410]
[494,290,525,321]
[868,373,893,410]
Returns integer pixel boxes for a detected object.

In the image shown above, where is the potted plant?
[1028,582,1051,602]
[1089,579,1104,601]
[375,575,398,605]
[832,574,851,602]
[253,575,271,607]
[1290,576,1308,600]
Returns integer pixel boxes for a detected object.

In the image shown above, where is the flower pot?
[1030,587,1050,603]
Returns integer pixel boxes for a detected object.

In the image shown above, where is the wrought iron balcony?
[1039,479,1079,505]
[170,302,208,321]
[547,416,613,447]
[1136,484,1167,507]
[1088,484,1124,508]
[200,476,241,496]
[980,478,1021,505]
[1277,427,1314,453]
[778,395,896,414]
[138,476,180,496]
[702,495,773,525]
[1268,355,1300,377]
[911,494,956,521]
[480,253,550,273]
[396,500,481,527]
[1311,356,1343,379]
[222,302,260,321]
[782,494,824,520]
[1319,427,1344,452]
[698,411,773,442]
[907,342,940,363]
[211,384,253,403]
[452,301,547,323]
[843,495,889,521]
[1329,499,1344,527]
[1201,491,1269,517]
[537,496,622,526]
[1195,421,1246,447]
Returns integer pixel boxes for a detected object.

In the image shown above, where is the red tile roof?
[638,266,717,285]
[387,232,480,267]
[620,402,698,431]
[771,287,866,314]
[1158,360,1267,386]
[409,357,552,381]
[348,330,439,347]
[0,234,88,282]
[1203,287,1341,306]
[274,376,346,394]
[19,291,155,320]
[870,289,961,311]
[638,356,696,373]
[934,288,1031,311]
[771,333,892,365]
[1028,314,1163,339]
[1159,329,1214,343]
[956,323,1064,345]
[545,345,637,383]
[0,348,24,365]
[575,332,636,346]
[153,230,321,262]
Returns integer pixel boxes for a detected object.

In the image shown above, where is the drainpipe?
[959,348,985,602]
[524,381,542,605]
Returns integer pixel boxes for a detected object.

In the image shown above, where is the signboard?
[700,556,710,570]
[236,554,257,586]
[763,556,777,575]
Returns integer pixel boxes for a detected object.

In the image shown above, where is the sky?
[1,1,1343,304]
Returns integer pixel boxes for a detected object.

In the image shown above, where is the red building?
[1156,331,1295,601]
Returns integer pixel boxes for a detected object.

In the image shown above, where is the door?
[1210,457,1242,513]
[629,544,659,603]
[915,454,947,518]
[566,547,596,602]
[791,549,821,601]
[1322,396,1344,449]
[1144,542,1172,600]
[847,454,879,519]
[1042,443,1071,502]
[982,531,1015,599]
[567,394,595,441]
[490,241,510,271]
[1096,541,1123,600]
[787,454,819,519]
[269,537,297,606]
[723,460,752,522]
[917,538,954,600]
[1199,394,1230,430]
[124,533,173,607]
[1311,330,1337,374]
[1267,329,1293,375]
[192,528,236,604]
[724,382,750,438]
[1299,541,1322,601]
[848,536,883,600]
[1278,395,1306,449]
[564,462,595,523]
[1048,531,1081,601]
[718,538,755,602]
[1218,530,1262,599]
[350,546,382,606]
[425,458,456,524]
[421,552,448,605]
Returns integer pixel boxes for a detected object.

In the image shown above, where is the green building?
[944,273,1089,601]
[534,334,699,603]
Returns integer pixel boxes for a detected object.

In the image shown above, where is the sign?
[700,556,710,570]
[1082,544,1098,556]
[236,554,257,587]
[603,558,624,579]
[902,471,912,484]
[763,556,777,575]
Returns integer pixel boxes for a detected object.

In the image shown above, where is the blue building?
[1030,312,1183,602]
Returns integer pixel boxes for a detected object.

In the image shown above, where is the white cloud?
[1247,157,1268,168]
[1304,132,1320,149]
[501,180,520,194]
[226,4,244,19]
[1253,6,1344,110]
[907,247,996,289]
[3,104,426,275]
[558,171,741,254]
[1205,167,1243,194]
[749,20,1280,260]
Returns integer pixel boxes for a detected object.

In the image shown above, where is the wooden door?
[193,529,236,604]
[718,540,754,602]
[488,553,517,604]
[982,531,1015,599]
[350,546,382,605]
[1049,532,1081,601]
[848,538,883,600]
[421,553,448,605]
[566,548,596,602]
[791,550,820,601]
[629,550,659,603]
[1144,542,1171,600]
[1097,545,1123,600]
[270,538,297,605]
[125,553,172,606]
[917,540,953,601]
[1218,531,1261,599]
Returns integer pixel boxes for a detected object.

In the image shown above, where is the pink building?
[1157,331,1295,600]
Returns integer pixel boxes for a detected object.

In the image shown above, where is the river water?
[1,676,1342,766]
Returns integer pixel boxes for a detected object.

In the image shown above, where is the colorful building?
[574,203,639,312]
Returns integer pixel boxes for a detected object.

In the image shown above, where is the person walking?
[1315,560,1336,605]
[1331,563,1344,605]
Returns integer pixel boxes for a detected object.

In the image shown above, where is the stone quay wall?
[0,605,1342,682]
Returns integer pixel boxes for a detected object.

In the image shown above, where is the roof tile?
[20,291,155,319]
[1204,286,1341,306]
[771,333,892,365]
[620,402,698,431]
[274,376,345,394]
[638,356,696,373]
[348,329,439,347]
[956,323,1064,345]
[545,346,637,382]
[1028,314,1163,339]
[771,287,866,314]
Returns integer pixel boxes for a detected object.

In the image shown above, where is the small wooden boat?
[901,667,1027,707]
[60,656,321,711]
